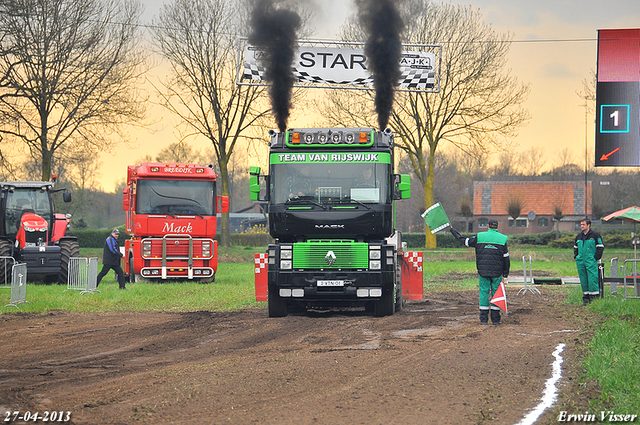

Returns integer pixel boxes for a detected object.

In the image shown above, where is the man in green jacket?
[450,219,510,325]
[574,218,604,305]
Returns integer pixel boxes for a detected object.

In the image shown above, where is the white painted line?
[514,343,565,425]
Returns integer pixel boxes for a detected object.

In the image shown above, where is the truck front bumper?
[268,269,395,303]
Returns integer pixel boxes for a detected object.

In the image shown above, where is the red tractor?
[0,179,79,284]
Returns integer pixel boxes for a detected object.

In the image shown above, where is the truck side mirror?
[122,187,130,211]
[217,195,229,213]
[393,174,411,200]
[63,189,72,203]
[399,174,411,199]
[249,166,261,201]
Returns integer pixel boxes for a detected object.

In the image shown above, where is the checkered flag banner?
[421,202,450,234]
[238,40,440,93]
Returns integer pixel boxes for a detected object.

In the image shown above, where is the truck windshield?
[4,188,52,234]
[270,162,391,206]
[136,180,214,215]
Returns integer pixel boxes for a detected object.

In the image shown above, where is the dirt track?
[0,288,596,425]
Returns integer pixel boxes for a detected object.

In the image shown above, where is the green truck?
[251,127,411,317]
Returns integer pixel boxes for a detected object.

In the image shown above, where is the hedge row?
[402,231,564,248]
[547,233,637,250]
[69,229,635,250]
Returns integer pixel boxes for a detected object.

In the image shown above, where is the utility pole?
[584,98,588,217]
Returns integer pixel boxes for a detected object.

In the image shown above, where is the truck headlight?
[280,260,292,270]
[369,249,381,259]
[280,249,292,259]
[202,241,211,257]
[369,260,381,270]
[142,241,151,257]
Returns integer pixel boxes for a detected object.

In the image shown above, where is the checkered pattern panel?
[399,68,435,89]
[244,60,433,89]
[243,59,265,81]
[254,253,268,274]
[404,251,423,272]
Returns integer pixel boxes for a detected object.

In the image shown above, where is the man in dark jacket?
[96,228,126,289]
[450,219,510,325]
[574,218,604,305]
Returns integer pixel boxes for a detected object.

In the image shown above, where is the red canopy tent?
[603,206,640,259]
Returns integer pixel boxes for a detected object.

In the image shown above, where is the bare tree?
[0,0,147,181]
[504,193,525,234]
[155,142,206,164]
[459,194,473,232]
[324,1,529,247]
[553,148,576,170]
[395,2,529,247]
[451,144,489,178]
[59,146,105,222]
[552,204,565,239]
[491,151,521,177]
[519,147,547,176]
[151,0,274,246]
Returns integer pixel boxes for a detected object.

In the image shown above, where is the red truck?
[122,163,229,282]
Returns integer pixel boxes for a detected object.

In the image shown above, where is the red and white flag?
[490,280,508,314]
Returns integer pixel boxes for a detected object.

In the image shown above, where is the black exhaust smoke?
[356,0,404,130]
[249,0,301,132]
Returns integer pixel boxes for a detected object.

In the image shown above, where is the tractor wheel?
[58,239,80,285]
[0,239,13,286]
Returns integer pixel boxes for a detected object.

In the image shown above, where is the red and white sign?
[254,253,268,302]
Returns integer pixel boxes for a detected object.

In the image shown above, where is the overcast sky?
[98,0,640,191]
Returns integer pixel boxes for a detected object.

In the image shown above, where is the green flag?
[421,202,450,234]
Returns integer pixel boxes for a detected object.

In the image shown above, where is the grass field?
[1,245,639,415]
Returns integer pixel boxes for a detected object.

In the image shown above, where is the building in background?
[471,181,592,234]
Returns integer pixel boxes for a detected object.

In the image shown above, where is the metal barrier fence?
[0,256,16,288]
[518,255,541,295]
[610,258,619,294]
[66,257,100,294]
[623,259,640,301]
[4,263,28,309]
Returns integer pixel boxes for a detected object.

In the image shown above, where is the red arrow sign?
[601,148,620,161]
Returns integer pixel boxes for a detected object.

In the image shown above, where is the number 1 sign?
[595,29,640,167]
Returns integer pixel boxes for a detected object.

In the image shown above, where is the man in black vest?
[450,219,510,325]
[96,228,126,289]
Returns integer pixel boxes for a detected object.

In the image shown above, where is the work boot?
[582,294,589,306]
[490,309,501,325]
[480,310,489,325]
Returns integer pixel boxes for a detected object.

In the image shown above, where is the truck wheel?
[395,281,403,312]
[58,240,80,285]
[126,254,137,283]
[268,283,288,317]
[199,274,215,284]
[374,285,395,317]
[0,239,12,286]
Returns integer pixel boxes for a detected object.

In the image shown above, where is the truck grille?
[292,240,368,269]
[142,237,213,259]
